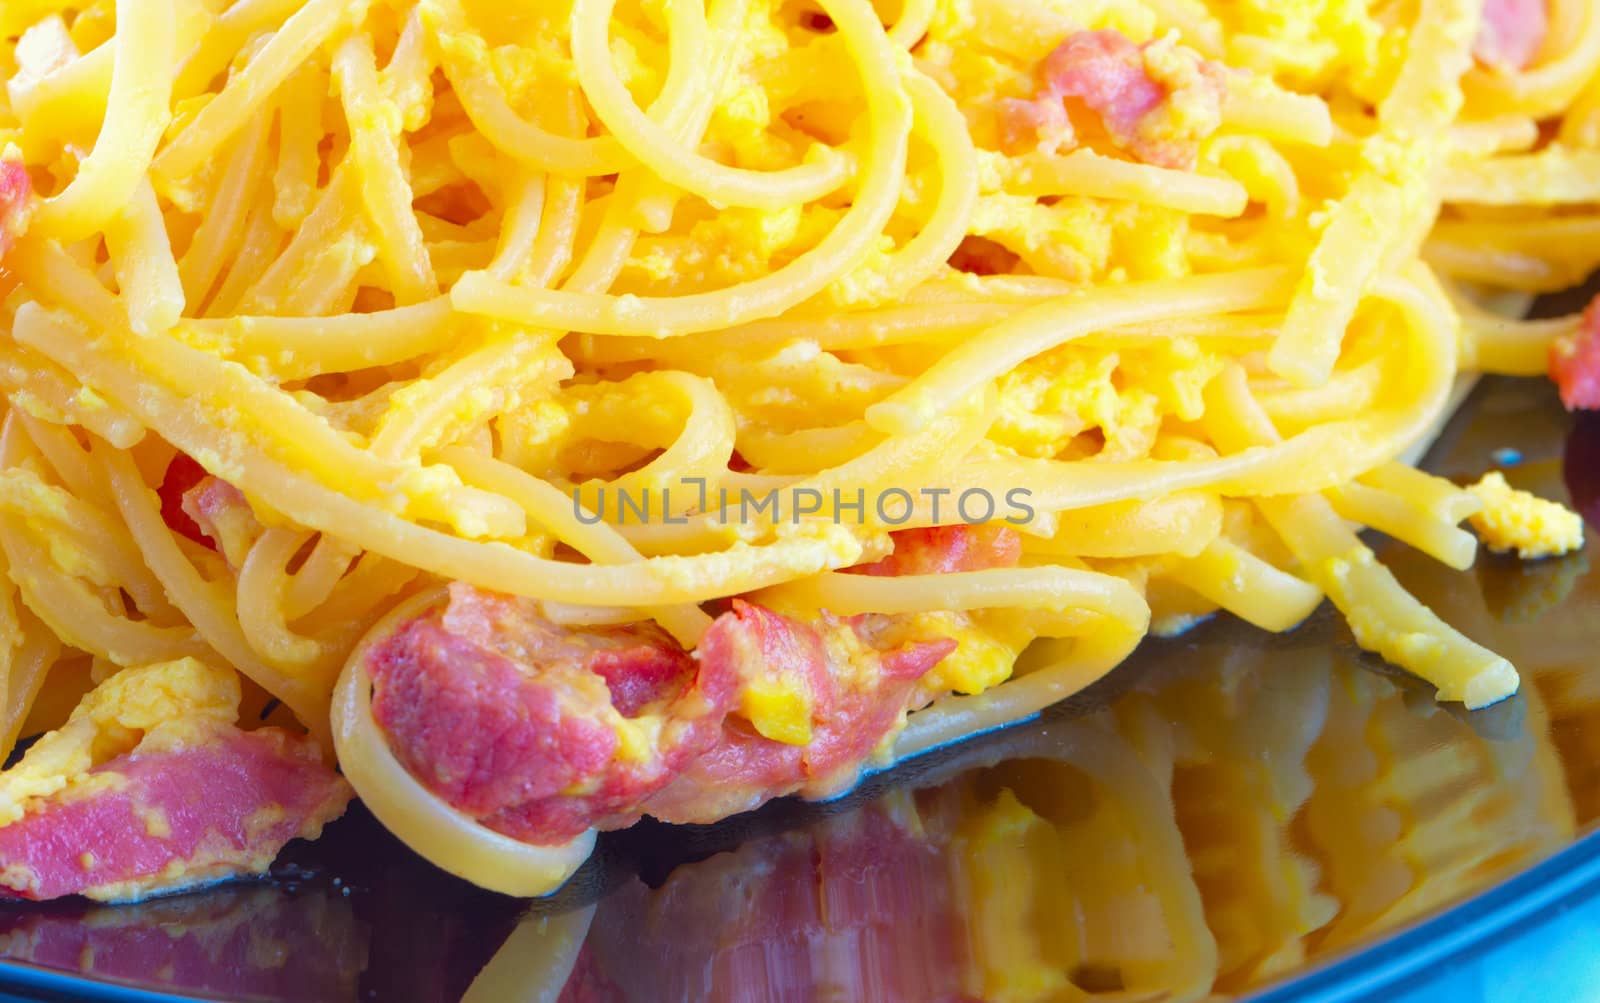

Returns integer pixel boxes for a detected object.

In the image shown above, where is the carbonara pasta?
[0,0,1591,900]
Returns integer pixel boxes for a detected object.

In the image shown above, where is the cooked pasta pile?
[0,0,1594,898]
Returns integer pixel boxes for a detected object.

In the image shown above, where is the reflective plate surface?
[3,376,1600,1003]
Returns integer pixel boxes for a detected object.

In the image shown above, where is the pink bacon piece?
[0,724,351,902]
[636,602,955,825]
[1046,31,1168,146]
[158,454,216,549]
[368,586,959,844]
[369,585,738,845]
[1003,30,1224,169]
[1475,0,1547,71]
[1550,295,1600,411]
[180,474,260,566]
[0,157,29,260]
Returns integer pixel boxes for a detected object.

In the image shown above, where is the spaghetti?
[0,0,1591,900]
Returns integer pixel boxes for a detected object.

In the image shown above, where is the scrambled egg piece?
[867,610,1034,697]
[968,194,1192,284]
[1135,34,1226,159]
[1467,472,1585,559]
[495,397,572,474]
[994,350,1118,459]
[1114,204,1191,281]
[0,659,240,825]
[1119,338,1223,421]
[922,612,1033,696]
[1217,0,1383,89]
[0,467,112,590]
[741,676,815,746]
[970,195,1115,281]
[993,341,1221,461]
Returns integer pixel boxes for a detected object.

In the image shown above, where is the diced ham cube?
[1475,0,1547,71]
[0,724,351,902]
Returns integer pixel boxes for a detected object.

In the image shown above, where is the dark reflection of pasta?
[0,885,368,1000]
[521,574,1580,1002]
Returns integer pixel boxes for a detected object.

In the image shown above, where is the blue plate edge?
[1243,825,1600,1002]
